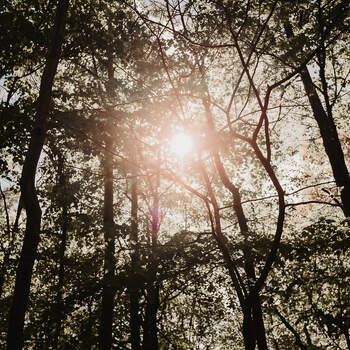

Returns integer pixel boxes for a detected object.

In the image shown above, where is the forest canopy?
[0,0,349,349]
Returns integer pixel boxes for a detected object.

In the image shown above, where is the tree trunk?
[52,214,67,348]
[142,284,159,350]
[6,1,69,349]
[142,166,160,350]
[99,136,116,350]
[299,68,350,216]
[81,298,94,350]
[197,151,268,350]
[129,167,142,350]
[99,52,117,350]
[130,289,141,350]
[241,295,269,350]
[275,309,308,350]
[52,152,69,349]
[212,146,269,350]
[0,184,11,299]
[242,306,257,350]
[0,251,10,299]
[252,294,268,350]
[284,22,350,217]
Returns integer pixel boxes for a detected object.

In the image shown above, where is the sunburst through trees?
[0,0,350,349]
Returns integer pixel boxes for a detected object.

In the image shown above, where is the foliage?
[1,0,350,349]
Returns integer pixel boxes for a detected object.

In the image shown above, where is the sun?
[170,132,193,157]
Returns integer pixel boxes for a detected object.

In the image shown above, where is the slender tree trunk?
[142,284,159,350]
[6,1,68,348]
[241,296,268,350]
[0,251,10,298]
[0,184,10,298]
[43,147,69,350]
[52,216,67,348]
[252,294,268,350]
[52,153,69,349]
[284,22,350,217]
[198,152,267,350]
[0,199,21,298]
[212,145,269,350]
[99,136,116,350]
[81,298,94,350]
[241,298,268,350]
[142,165,160,350]
[242,306,257,350]
[299,68,350,216]
[99,53,116,350]
[129,166,142,350]
[130,284,141,350]
[275,309,308,350]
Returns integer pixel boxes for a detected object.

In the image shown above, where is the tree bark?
[241,296,268,350]
[129,166,142,350]
[99,136,116,350]
[0,184,11,298]
[252,293,268,350]
[52,152,69,349]
[142,166,160,350]
[81,297,94,350]
[242,306,257,350]
[299,68,350,216]
[142,284,159,350]
[130,282,141,350]
[0,251,9,298]
[203,100,269,350]
[275,309,308,350]
[99,52,117,350]
[284,22,350,217]
[6,1,69,348]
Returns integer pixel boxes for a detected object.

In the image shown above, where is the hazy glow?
[170,133,193,157]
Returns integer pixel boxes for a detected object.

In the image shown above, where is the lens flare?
[170,133,193,157]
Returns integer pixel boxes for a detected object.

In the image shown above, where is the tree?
[266,218,350,349]
[125,1,350,348]
[1,0,350,349]
[279,0,350,217]
[6,1,69,348]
